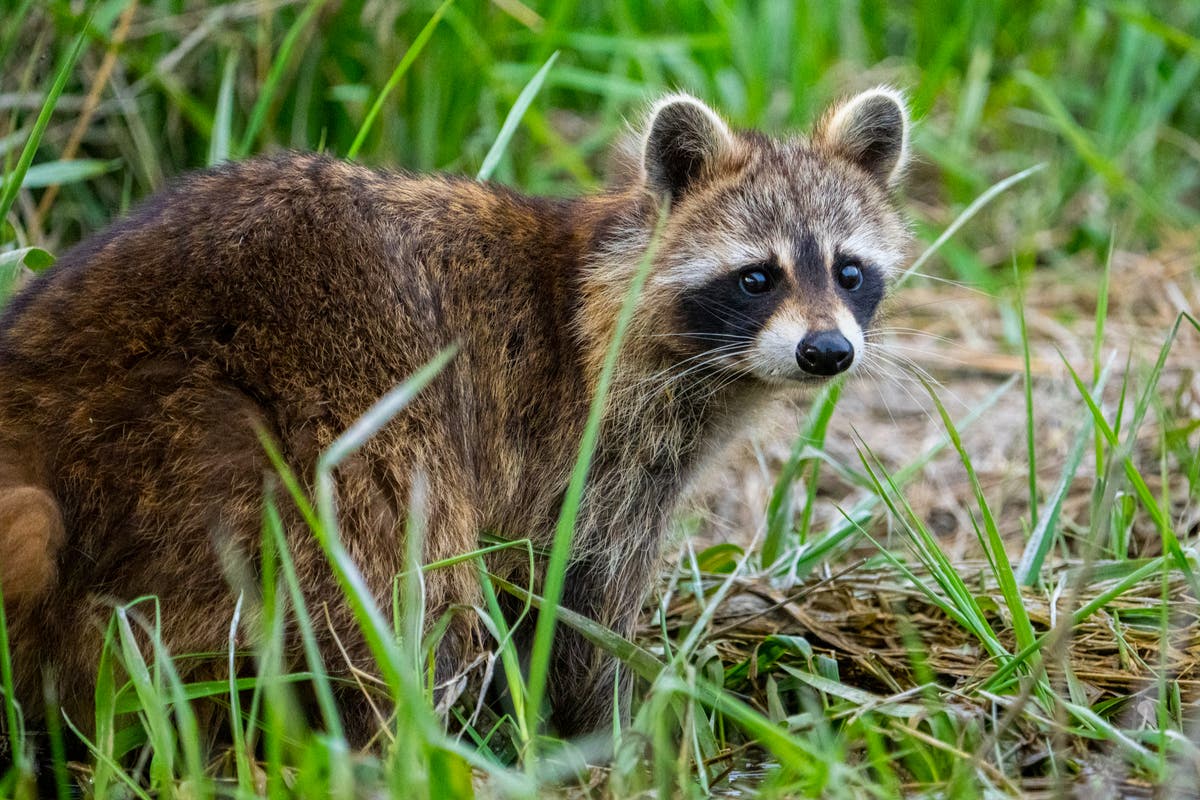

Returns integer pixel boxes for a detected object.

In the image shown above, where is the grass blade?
[0,576,28,780]
[18,158,119,188]
[762,380,842,566]
[1093,239,1113,480]
[208,50,239,166]
[236,0,325,157]
[921,380,1039,658]
[898,164,1045,287]
[1059,342,1200,598]
[784,377,1017,581]
[1016,360,1113,584]
[113,603,176,791]
[0,17,90,223]
[263,499,345,743]
[262,346,457,697]
[1014,261,1038,528]
[477,51,559,181]
[347,0,454,160]
[1016,70,1170,223]
[490,575,663,683]
[523,209,666,750]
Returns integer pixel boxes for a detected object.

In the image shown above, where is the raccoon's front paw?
[0,486,65,604]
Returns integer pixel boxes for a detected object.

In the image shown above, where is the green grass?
[2,1,1199,797]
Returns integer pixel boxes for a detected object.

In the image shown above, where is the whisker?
[870,351,941,386]
[855,355,940,425]
[855,360,908,427]
[611,344,756,403]
[646,331,749,341]
[872,351,975,411]
[899,271,991,295]
[866,327,955,344]
[632,342,750,384]
[866,343,952,359]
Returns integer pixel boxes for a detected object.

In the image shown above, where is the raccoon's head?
[636,89,911,385]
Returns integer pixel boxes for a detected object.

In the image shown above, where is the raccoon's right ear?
[641,94,735,204]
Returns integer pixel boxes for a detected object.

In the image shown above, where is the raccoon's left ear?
[815,87,910,188]
[641,93,736,203]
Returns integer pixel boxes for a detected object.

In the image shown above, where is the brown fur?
[0,92,912,745]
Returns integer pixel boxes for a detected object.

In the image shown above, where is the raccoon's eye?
[738,267,774,296]
[837,261,864,291]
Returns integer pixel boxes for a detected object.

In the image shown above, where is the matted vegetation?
[1,1,1198,797]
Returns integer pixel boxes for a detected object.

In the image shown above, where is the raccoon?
[0,89,911,744]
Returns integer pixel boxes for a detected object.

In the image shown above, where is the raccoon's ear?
[641,93,735,203]
[816,87,910,187]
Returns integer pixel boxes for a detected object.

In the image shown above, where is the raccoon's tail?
[0,461,65,606]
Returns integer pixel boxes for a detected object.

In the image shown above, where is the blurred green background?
[3,0,1198,291]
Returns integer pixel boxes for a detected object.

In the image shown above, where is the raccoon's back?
[0,154,456,436]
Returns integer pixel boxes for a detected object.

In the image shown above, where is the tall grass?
[5,2,1197,260]
[1,1,1198,797]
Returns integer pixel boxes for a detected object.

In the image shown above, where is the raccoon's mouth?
[756,367,844,386]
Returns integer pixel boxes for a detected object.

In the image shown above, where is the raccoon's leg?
[545,562,646,738]
[422,492,485,710]
[0,445,65,607]
[27,379,281,740]
[307,466,484,747]
[426,560,484,721]
[318,568,483,747]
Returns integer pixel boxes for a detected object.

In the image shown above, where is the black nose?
[796,330,854,376]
